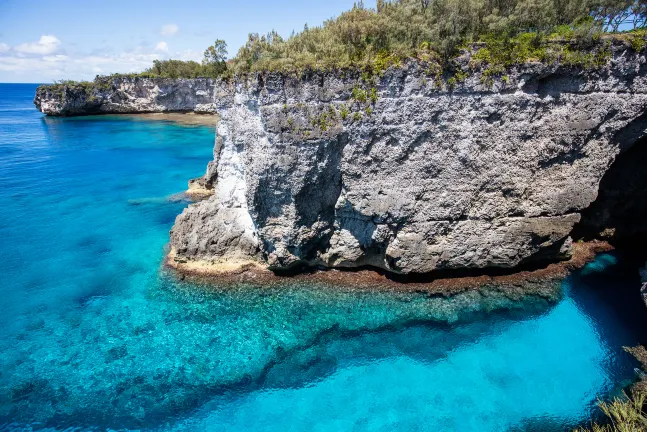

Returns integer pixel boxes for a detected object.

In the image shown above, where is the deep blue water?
[1,83,646,431]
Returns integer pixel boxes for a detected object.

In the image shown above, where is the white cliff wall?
[33,43,647,275]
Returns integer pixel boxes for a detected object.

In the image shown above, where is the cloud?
[155,41,168,53]
[0,50,162,81]
[0,43,9,53]
[14,35,61,55]
[160,24,179,36]
[0,39,203,82]
[43,55,69,62]
[173,49,201,62]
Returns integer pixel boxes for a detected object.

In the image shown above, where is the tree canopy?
[224,0,647,74]
[48,0,647,84]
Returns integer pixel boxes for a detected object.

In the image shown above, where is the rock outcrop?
[35,41,647,276]
[34,78,221,116]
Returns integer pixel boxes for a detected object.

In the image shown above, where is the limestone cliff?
[35,41,647,275]
[33,77,221,116]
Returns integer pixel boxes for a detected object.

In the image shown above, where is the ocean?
[1,83,646,431]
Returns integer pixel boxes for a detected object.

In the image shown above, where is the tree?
[591,0,633,31]
[203,39,228,76]
[631,0,647,28]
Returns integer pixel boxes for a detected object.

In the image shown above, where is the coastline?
[165,240,614,298]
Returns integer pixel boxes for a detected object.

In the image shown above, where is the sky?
[0,0,363,83]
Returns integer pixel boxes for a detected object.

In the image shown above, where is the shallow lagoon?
[1,83,646,431]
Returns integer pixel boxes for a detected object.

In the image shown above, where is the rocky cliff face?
[35,42,647,276]
[34,77,221,116]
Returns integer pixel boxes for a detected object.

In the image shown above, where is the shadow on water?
[569,251,647,347]
[4,252,647,431]
[257,303,555,392]
[171,254,647,432]
[0,278,558,431]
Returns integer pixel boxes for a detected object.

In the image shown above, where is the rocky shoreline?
[165,240,613,298]
[168,43,647,278]
[35,40,647,287]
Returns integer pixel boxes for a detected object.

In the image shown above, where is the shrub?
[578,346,647,432]
[44,1,647,84]
[576,391,647,432]
[224,0,644,75]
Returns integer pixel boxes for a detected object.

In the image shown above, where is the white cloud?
[0,43,204,82]
[155,41,168,53]
[14,35,61,55]
[173,49,201,62]
[160,24,179,36]
[43,55,69,62]
[0,43,9,53]
[0,50,162,81]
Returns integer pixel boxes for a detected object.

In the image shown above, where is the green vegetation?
[578,346,647,432]
[351,87,368,104]
[468,24,614,87]
[40,1,647,95]
[577,392,647,432]
[339,103,350,120]
[225,0,647,75]
[40,39,229,94]
[143,60,205,78]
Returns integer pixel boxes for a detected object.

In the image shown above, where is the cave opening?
[573,135,647,255]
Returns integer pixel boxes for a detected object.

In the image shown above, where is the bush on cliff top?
[225,0,647,74]
[42,0,647,90]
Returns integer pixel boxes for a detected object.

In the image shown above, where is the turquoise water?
[1,83,646,431]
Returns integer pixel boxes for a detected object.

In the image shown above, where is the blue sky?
[0,0,362,83]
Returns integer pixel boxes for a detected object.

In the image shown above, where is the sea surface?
[1,83,647,431]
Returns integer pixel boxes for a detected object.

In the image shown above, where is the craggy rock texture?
[34,78,221,116]
[35,42,647,275]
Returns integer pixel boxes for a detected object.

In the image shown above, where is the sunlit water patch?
[1,84,646,431]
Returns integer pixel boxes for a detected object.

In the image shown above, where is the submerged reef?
[0,274,559,429]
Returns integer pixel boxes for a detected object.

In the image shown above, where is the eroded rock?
[34,42,647,275]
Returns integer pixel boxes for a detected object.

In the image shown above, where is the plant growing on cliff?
[145,59,206,78]
[577,392,647,431]
[222,0,647,76]
[339,103,350,120]
[578,346,647,431]
[351,87,368,104]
